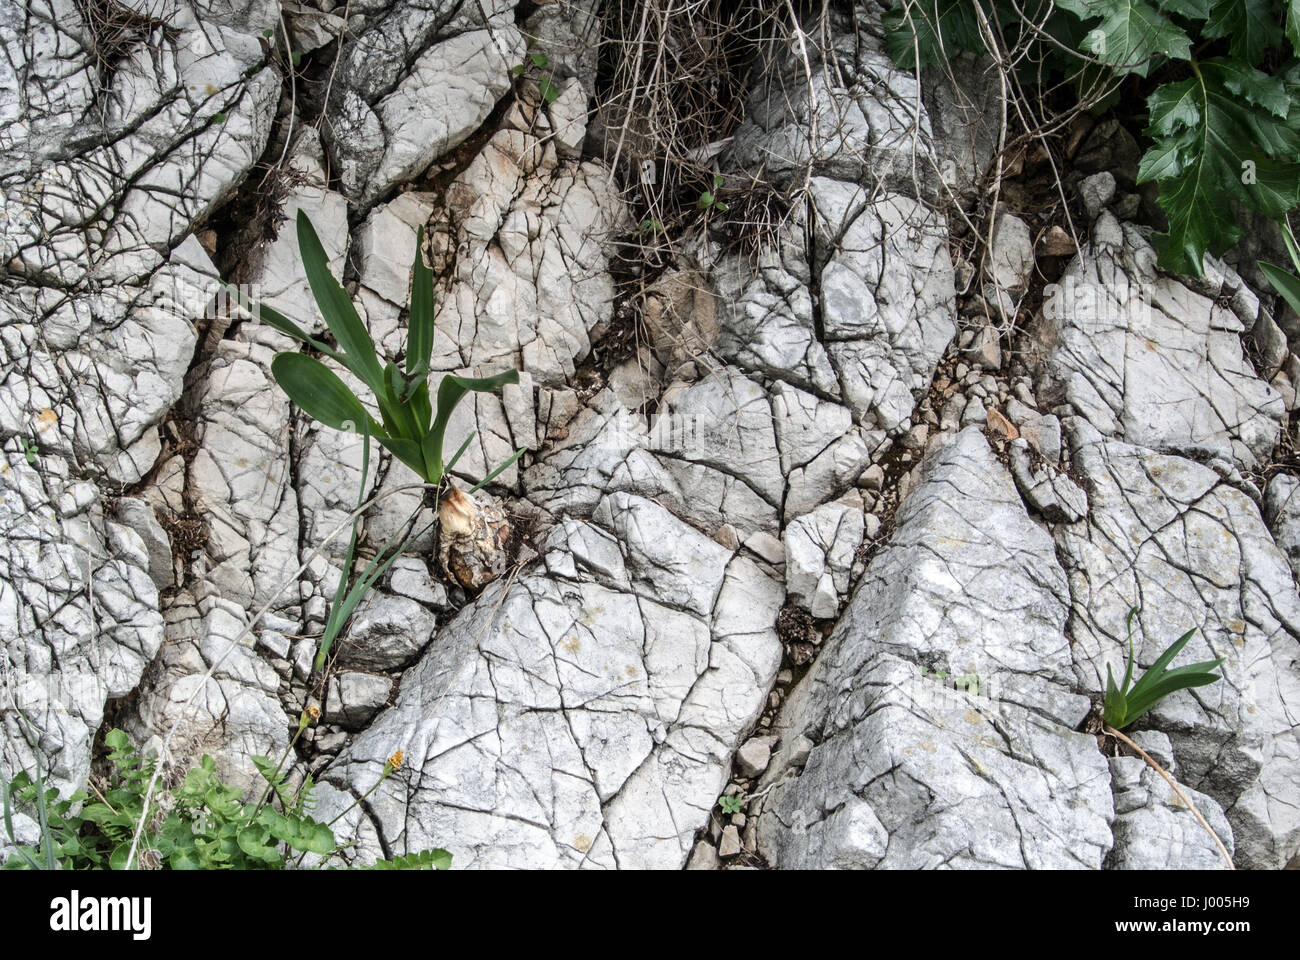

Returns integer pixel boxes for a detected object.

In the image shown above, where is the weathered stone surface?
[1007,440,1088,524]
[325,672,394,729]
[114,497,175,590]
[757,429,1113,868]
[1036,214,1283,470]
[0,1,276,485]
[783,501,865,618]
[1265,474,1300,582]
[1,451,164,792]
[125,593,286,795]
[1056,419,1300,868]
[324,2,524,205]
[1107,733,1234,870]
[986,212,1034,293]
[323,493,782,868]
[335,594,437,673]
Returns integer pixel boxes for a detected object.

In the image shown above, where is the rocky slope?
[1,0,1297,870]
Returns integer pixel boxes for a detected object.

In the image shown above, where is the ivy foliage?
[882,0,1300,277]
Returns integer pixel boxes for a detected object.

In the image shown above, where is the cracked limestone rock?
[324,672,394,730]
[323,492,782,869]
[335,593,437,674]
[323,2,524,204]
[1106,737,1234,870]
[783,500,865,619]
[125,593,287,795]
[1007,440,1088,524]
[1,450,164,793]
[756,429,1113,868]
[1057,419,1300,869]
[1035,214,1283,470]
[1,1,277,484]
[1264,474,1300,582]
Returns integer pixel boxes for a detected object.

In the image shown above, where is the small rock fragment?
[736,736,773,778]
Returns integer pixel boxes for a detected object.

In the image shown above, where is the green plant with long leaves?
[230,210,524,669]
[230,209,523,489]
[1102,608,1225,730]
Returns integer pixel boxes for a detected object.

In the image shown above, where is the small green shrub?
[512,50,560,102]
[697,174,729,214]
[1102,609,1225,730]
[717,794,744,816]
[2,729,448,871]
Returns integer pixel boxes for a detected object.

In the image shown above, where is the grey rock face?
[1007,440,1088,524]
[10,0,1295,877]
[1265,475,1300,581]
[1055,421,1300,869]
[783,501,865,618]
[1107,748,1234,870]
[1036,215,1283,470]
[323,493,782,868]
[323,2,524,205]
[335,594,437,673]
[1,451,164,793]
[0,2,275,485]
[757,429,1113,868]
[324,672,394,729]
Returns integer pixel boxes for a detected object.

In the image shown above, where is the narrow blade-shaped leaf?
[1260,261,1300,319]
[297,210,385,391]
[1103,662,1128,727]
[271,353,370,432]
[1281,219,1300,274]
[408,226,436,377]
[409,381,433,434]
[1122,607,1139,694]
[427,369,521,479]
[222,283,344,362]
[1123,671,1224,724]
[1131,626,1198,695]
[469,445,526,493]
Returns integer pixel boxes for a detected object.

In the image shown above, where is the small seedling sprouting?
[1103,607,1225,731]
[717,794,744,816]
[512,51,559,103]
[697,174,728,214]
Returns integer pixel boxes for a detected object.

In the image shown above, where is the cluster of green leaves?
[2,730,449,871]
[1102,609,1225,730]
[231,210,522,490]
[882,0,1300,277]
[697,174,729,214]
[232,211,524,668]
[512,50,560,103]
[717,794,744,816]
